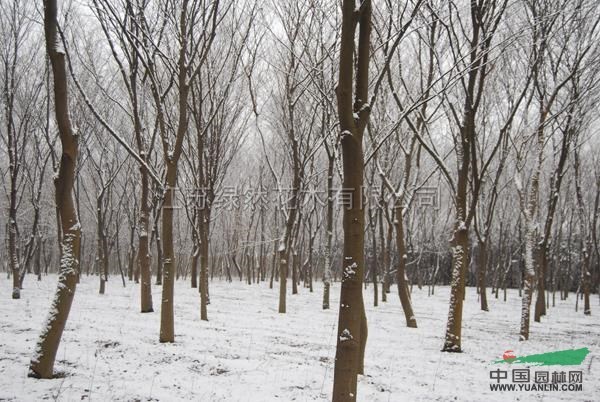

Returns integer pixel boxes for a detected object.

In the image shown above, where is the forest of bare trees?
[1,0,599,400]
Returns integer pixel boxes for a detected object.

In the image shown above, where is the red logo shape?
[503,350,516,361]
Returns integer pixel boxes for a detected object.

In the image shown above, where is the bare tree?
[0,0,43,298]
[183,1,255,320]
[516,0,599,340]
[122,0,222,341]
[90,0,163,313]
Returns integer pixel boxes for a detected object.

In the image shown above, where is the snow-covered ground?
[0,275,598,401]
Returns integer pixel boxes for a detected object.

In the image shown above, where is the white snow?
[340,130,352,140]
[339,328,353,342]
[0,276,598,401]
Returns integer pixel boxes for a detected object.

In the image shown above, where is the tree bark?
[575,143,591,315]
[332,0,371,400]
[190,241,199,288]
[29,0,81,378]
[97,195,109,294]
[394,207,417,327]
[370,214,378,307]
[323,155,334,309]
[199,216,210,321]
[138,169,153,312]
[292,248,299,295]
[160,163,178,342]
[520,227,537,340]
[8,190,20,299]
[154,219,162,286]
[477,240,489,311]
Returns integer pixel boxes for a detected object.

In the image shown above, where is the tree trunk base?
[441,343,462,353]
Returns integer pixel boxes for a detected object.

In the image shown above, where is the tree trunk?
[443,220,468,352]
[190,242,199,288]
[332,0,371,399]
[292,249,299,295]
[323,155,334,309]
[308,236,314,293]
[199,217,209,321]
[8,198,20,299]
[278,246,288,313]
[159,164,177,342]
[270,208,279,289]
[370,212,378,307]
[442,112,471,351]
[394,207,417,327]
[575,145,592,315]
[534,250,548,321]
[259,206,266,282]
[29,0,81,377]
[139,167,153,312]
[97,196,109,294]
[278,187,300,313]
[154,221,162,286]
[478,240,489,311]
[519,228,536,340]
[35,236,42,281]
[382,215,393,300]
[128,224,136,282]
[5,4,21,299]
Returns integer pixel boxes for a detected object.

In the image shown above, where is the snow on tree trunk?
[29,0,81,378]
[520,223,536,341]
[332,0,371,400]
[160,165,178,342]
[323,156,335,310]
[442,222,468,352]
[199,220,210,321]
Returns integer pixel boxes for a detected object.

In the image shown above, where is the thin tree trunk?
[323,155,334,309]
[278,186,299,313]
[199,218,209,321]
[8,197,20,299]
[154,220,162,286]
[377,207,387,302]
[383,214,393,299]
[139,169,153,312]
[520,228,536,340]
[575,146,592,315]
[369,210,378,307]
[394,207,417,327]
[127,224,136,282]
[190,241,199,288]
[478,240,489,311]
[292,248,299,295]
[97,196,109,294]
